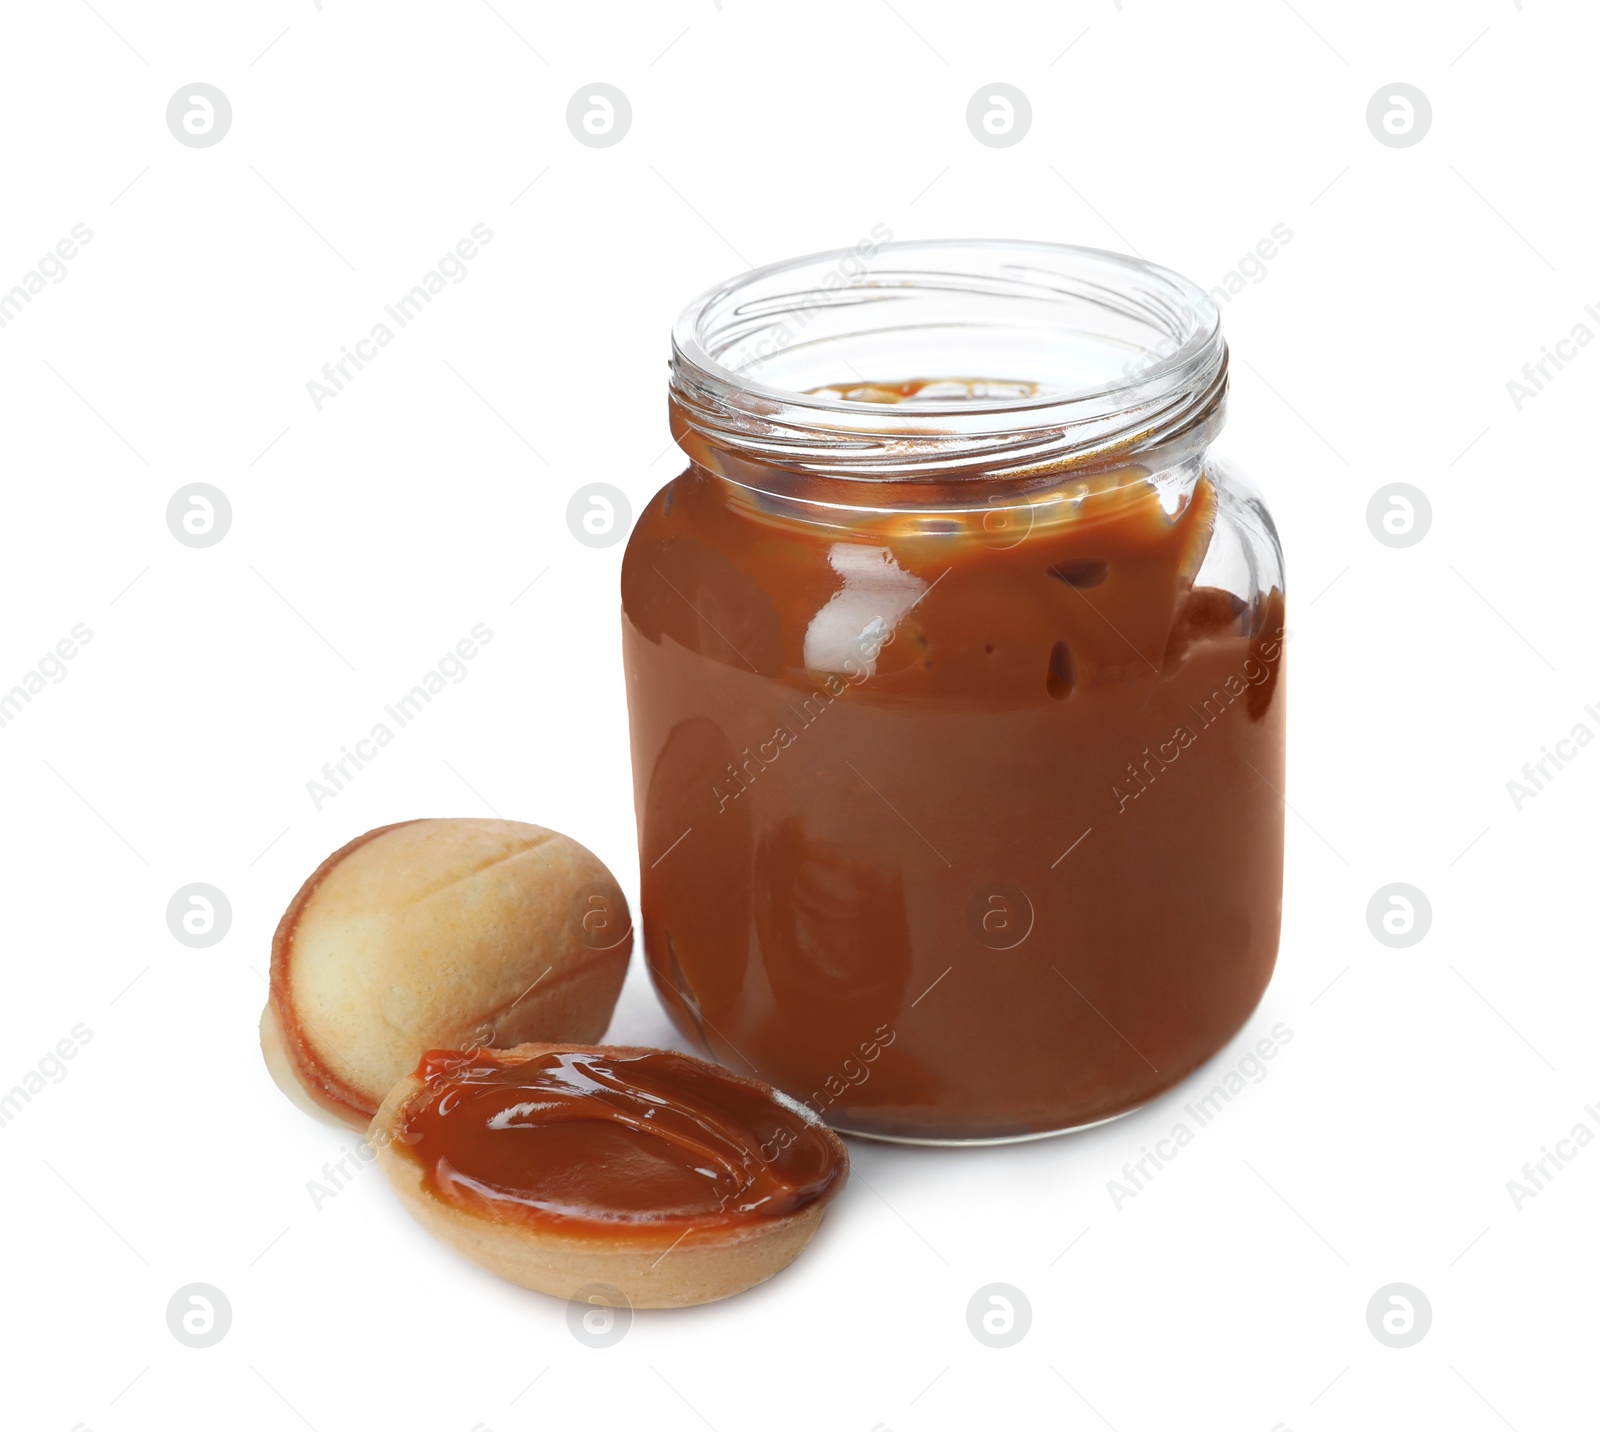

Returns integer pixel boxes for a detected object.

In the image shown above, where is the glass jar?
[621,239,1285,1144]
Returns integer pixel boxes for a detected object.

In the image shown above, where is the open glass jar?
[621,239,1285,1143]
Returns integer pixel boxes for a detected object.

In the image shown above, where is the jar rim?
[669,238,1228,481]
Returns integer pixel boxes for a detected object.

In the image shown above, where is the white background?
[2,2,1594,1429]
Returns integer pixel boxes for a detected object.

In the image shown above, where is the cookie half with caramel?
[370,1043,849,1308]
[262,819,632,1130]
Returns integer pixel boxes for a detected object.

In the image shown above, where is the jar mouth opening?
[670,238,1227,481]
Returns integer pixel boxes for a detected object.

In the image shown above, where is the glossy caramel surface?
[621,386,1287,1141]
[398,1047,845,1235]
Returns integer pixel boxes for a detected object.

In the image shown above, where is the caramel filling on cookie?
[398,1048,845,1235]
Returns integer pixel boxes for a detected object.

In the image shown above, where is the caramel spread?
[621,378,1286,1141]
[398,1048,845,1234]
